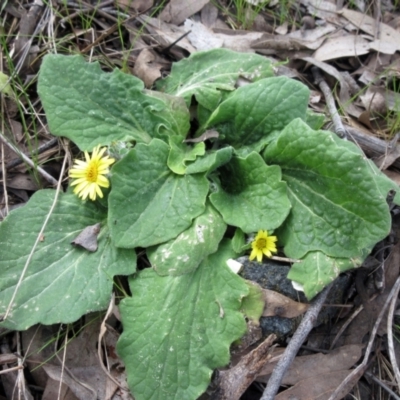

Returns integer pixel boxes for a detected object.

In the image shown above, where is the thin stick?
[327,275,400,400]
[311,66,347,138]
[1,152,67,322]
[98,294,129,391]
[0,365,24,375]
[387,280,400,392]
[270,255,300,263]
[0,130,58,186]
[365,371,400,400]
[2,138,59,173]
[260,283,333,400]
[57,333,68,400]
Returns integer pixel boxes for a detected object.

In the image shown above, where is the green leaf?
[157,48,273,110]
[117,240,248,400]
[109,139,209,248]
[328,133,400,206]
[38,54,189,150]
[144,90,190,140]
[305,109,325,130]
[167,136,205,175]
[232,228,246,254]
[148,202,226,276]
[185,147,233,174]
[209,152,291,233]
[0,191,136,330]
[241,281,264,325]
[288,251,360,299]
[0,72,13,97]
[263,118,391,259]
[205,76,310,148]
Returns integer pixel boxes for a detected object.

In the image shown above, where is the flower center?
[256,238,266,249]
[86,163,99,183]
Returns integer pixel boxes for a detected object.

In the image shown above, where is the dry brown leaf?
[201,2,219,28]
[275,370,356,400]
[71,223,101,252]
[43,364,97,400]
[137,16,196,54]
[360,86,400,114]
[183,20,223,51]
[287,24,336,50]
[159,0,210,26]
[275,22,288,35]
[184,20,263,52]
[313,35,370,61]
[299,0,339,22]
[262,289,309,318]
[133,49,162,88]
[258,344,363,385]
[6,174,40,191]
[115,0,153,13]
[340,8,400,54]
[216,334,276,400]
[42,377,78,400]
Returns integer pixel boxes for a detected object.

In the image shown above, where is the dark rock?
[238,257,352,342]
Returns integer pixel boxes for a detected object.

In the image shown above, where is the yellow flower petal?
[69,146,115,201]
[249,230,278,262]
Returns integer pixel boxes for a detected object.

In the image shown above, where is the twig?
[270,255,300,263]
[365,371,400,400]
[260,283,333,400]
[0,131,58,186]
[327,275,400,400]
[387,279,400,392]
[0,365,24,375]
[311,66,347,138]
[1,137,59,173]
[98,294,129,391]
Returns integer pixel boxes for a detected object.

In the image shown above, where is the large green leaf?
[148,203,226,276]
[209,152,291,233]
[157,48,273,110]
[117,240,248,400]
[185,147,233,175]
[288,251,361,299]
[167,136,205,175]
[38,55,189,150]
[263,118,391,259]
[328,132,400,205]
[108,139,209,248]
[205,76,310,148]
[0,191,135,330]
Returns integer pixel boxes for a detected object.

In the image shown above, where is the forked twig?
[260,283,333,400]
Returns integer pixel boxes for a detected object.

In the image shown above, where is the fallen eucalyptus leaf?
[71,223,101,252]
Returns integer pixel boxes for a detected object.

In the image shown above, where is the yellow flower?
[69,145,115,201]
[249,230,277,262]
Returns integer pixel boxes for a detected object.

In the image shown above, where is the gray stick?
[260,283,332,400]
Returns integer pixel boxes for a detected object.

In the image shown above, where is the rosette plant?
[0,48,397,400]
